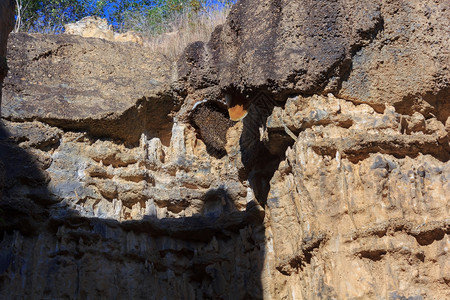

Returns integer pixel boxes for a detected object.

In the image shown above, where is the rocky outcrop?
[0,0,14,108]
[178,0,449,116]
[3,33,179,145]
[1,0,449,299]
[64,16,144,45]
[0,31,263,299]
[179,0,449,298]
[263,94,449,299]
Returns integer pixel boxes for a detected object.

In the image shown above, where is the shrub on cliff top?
[14,0,235,34]
[13,0,234,60]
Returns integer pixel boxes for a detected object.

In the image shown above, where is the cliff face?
[1,0,449,299]
[0,0,14,109]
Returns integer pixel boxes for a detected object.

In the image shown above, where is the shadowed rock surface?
[3,33,180,145]
[178,0,449,114]
[1,0,449,299]
[0,0,14,111]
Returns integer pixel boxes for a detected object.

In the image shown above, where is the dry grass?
[23,3,232,61]
[140,8,230,61]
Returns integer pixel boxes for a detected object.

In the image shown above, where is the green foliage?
[15,0,105,32]
[14,0,235,34]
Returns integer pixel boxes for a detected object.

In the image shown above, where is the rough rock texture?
[1,0,449,299]
[178,0,449,114]
[64,16,144,45]
[0,0,14,108]
[64,16,114,40]
[3,33,179,145]
[264,94,449,299]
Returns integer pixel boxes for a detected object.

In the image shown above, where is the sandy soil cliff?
[0,0,449,299]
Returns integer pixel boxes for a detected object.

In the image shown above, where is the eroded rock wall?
[3,33,179,145]
[178,0,450,298]
[0,0,449,299]
[0,31,265,300]
[263,94,449,299]
[0,0,14,109]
